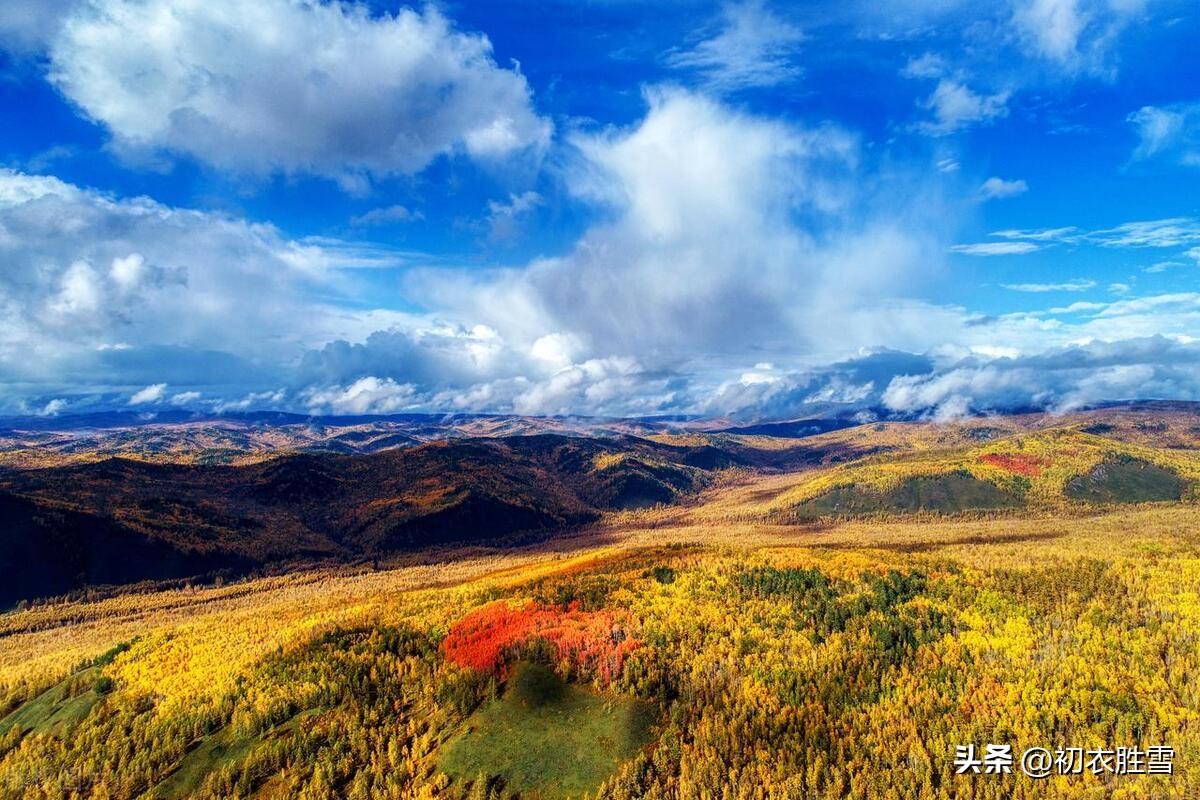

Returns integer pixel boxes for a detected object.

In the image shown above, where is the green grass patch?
[1065,456,1185,504]
[149,708,320,799]
[0,666,107,738]
[151,727,259,800]
[437,662,655,799]
[792,471,1020,519]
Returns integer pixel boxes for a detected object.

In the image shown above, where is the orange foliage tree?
[441,600,639,681]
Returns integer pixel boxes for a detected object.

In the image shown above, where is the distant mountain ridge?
[3,402,1199,606]
[0,433,750,605]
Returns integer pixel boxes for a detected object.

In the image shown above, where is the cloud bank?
[0,167,374,404]
[47,0,550,185]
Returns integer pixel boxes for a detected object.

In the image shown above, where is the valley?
[1,404,1199,798]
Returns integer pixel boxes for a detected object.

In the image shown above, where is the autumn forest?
[2,404,1199,799]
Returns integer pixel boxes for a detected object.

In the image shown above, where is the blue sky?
[0,0,1198,420]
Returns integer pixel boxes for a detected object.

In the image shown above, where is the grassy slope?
[0,666,104,738]
[769,428,1200,515]
[149,710,320,800]
[437,662,654,799]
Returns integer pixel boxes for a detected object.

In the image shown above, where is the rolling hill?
[4,403,1200,605]
[0,434,746,605]
[768,427,1200,520]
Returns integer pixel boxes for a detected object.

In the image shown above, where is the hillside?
[0,434,741,605]
[768,427,1200,520]
[5,406,1200,604]
[2,497,1198,798]
[0,414,609,469]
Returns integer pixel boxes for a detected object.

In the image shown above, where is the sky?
[0,0,1198,421]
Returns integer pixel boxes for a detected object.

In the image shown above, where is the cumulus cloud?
[401,89,959,381]
[282,89,959,417]
[38,398,68,417]
[498,356,675,417]
[4,67,1198,421]
[128,382,167,405]
[47,0,550,185]
[1,86,954,418]
[350,205,422,227]
[0,168,384,398]
[701,349,934,420]
[665,1,804,91]
[0,0,75,53]
[979,176,1029,199]
[302,376,418,415]
[901,52,949,80]
[298,324,514,391]
[214,389,287,414]
[882,336,1200,418]
[916,80,1010,135]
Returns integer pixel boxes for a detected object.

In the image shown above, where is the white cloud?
[529,332,583,371]
[128,382,167,405]
[1001,279,1096,292]
[1144,260,1186,273]
[1012,0,1089,66]
[5,62,1199,421]
[0,0,75,54]
[1011,0,1148,76]
[287,89,961,417]
[990,226,1079,241]
[665,1,804,91]
[1128,104,1200,167]
[1089,218,1200,248]
[486,190,542,243]
[951,241,1040,256]
[409,88,949,367]
[0,168,388,395]
[214,389,287,413]
[979,176,1028,199]
[48,0,550,184]
[1046,301,1106,314]
[350,205,422,227]
[38,398,68,417]
[902,52,948,80]
[510,357,666,416]
[302,376,417,415]
[882,336,1200,418]
[985,219,1200,257]
[109,253,145,291]
[917,80,1010,135]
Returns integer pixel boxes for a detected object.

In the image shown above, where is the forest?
[1,407,1198,799]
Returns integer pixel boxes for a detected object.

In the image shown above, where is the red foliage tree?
[978,453,1050,476]
[442,600,640,681]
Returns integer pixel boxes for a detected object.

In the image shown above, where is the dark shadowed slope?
[0,434,734,604]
